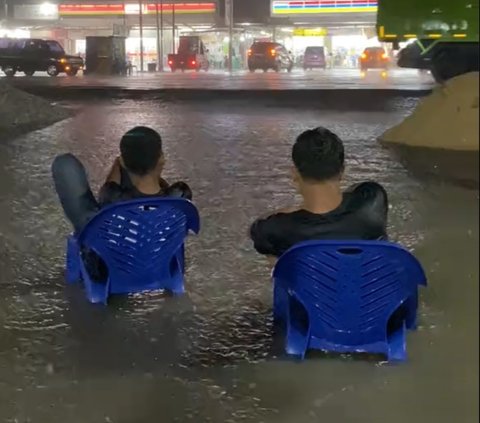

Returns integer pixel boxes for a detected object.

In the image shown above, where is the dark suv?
[0,38,84,77]
[303,46,326,70]
[248,42,293,73]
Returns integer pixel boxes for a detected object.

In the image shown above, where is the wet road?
[7,68,435,91]
[0,93,478,423]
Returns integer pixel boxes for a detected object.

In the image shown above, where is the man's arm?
[104,157,122,184]
[159,177,170,191]
[250,213,288,258]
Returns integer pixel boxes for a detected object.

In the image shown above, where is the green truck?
[377,0,479,82]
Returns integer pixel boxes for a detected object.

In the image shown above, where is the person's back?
[250,127,388,258]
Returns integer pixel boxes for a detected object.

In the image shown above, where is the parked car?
[0,38,83,77]
[360,47,390,71]
[247,42,293,73]
[168,36,209,72]
[303,46,326,70]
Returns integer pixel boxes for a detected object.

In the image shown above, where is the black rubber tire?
[47,65,59,77]
[3,67,16,77]
[430,43,479,83]
[24,70,35,77]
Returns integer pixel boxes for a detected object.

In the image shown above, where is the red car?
[360,47,390,71]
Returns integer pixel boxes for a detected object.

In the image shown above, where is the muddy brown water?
[0,94,478,423]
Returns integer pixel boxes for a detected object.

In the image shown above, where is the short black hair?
[120,126,163,176]
[292,127,345,181]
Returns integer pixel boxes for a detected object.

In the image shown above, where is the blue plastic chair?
[272,240,427,361]
[65,198,200,305]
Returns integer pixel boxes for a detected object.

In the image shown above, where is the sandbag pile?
[0,80,70,135]
[380,72,479,151]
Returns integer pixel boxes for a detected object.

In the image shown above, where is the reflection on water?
[0,96,478,423]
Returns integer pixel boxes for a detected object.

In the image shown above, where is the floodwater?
[0,93,478,423]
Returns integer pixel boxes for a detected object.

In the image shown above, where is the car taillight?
[191,60,196,65]
[168,60,173,65]
[382,53,389,59]
[247,49,252,56]
[270,49,276,56]
[361,53,367,59]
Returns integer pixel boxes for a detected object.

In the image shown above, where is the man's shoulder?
[250,211,303,257]
[346,181,388,206]
[99,181,124,207]
[250,210,305,241]
[253,209,303,227]
[347,181,387,194]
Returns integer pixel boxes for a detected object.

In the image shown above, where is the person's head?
[120,126,164,177]
[292,127,345,187]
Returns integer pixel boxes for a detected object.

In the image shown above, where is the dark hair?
[120,126,163,176]
[292,127,345,181]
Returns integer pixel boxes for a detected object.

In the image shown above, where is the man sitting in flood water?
[250,127,388,258]
[52,126,192,233]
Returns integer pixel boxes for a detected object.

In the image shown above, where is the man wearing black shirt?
[98,126,191,208]
[250,127,388,258]
[52,126,191,233]
[52,126,192,282]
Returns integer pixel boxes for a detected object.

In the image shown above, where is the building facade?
[1,1,383,71]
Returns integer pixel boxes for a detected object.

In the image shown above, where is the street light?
[172,2,176,54]
[138,0,144,72]
[155,1,163,71]
[226,0,233,73]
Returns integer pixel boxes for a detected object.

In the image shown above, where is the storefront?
[7,1,221,69]
[270,0,377,24]
[267,1,385,68]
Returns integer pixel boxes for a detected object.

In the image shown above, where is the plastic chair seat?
[272,240,427,362]
[65,197,200,305]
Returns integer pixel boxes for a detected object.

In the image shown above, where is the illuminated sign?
[14,4,59,20]
[271,0,378,15]
[293,28,328,36]
[59,3,216,16]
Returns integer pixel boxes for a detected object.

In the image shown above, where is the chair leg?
[285,295,310,359]
[273,284,289,325]
[66,236,81,284]
[387,321,407,362]
[286,325,309,359]
[179,245,186,273]
[84,279,110,305]
[405,294,419,330]
[166,252,185,295]
[79,259,110,305]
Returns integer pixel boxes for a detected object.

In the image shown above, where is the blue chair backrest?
[77,197,199,292]
[273,240,426,347]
